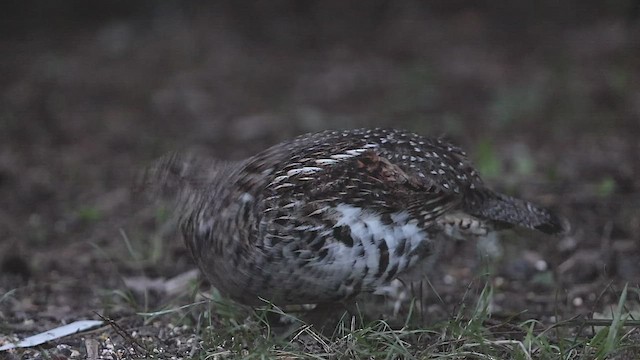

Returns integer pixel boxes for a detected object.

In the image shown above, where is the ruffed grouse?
[144,128,566,307]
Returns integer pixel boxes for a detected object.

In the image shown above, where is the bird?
[142,128,567,308]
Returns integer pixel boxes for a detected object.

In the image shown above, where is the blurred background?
[1,0,639,343]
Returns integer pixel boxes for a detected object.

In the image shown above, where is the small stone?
[573,297,583,307]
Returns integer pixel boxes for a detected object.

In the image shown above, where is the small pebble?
[572,297,583,307]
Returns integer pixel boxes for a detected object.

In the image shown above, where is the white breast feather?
[330,204,427,286]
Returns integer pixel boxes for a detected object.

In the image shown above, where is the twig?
[95,312,148,357]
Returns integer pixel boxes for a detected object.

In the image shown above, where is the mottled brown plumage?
[142,128,567,306]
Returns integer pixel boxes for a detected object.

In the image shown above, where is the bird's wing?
[261,147,463,227]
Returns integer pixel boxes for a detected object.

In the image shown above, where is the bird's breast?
[328,203,432,286]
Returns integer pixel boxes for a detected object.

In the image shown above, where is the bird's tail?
[463,189,569,235]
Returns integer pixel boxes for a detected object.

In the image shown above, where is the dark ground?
[1,1,639,358]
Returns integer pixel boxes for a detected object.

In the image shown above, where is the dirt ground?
[1,1,639,358]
